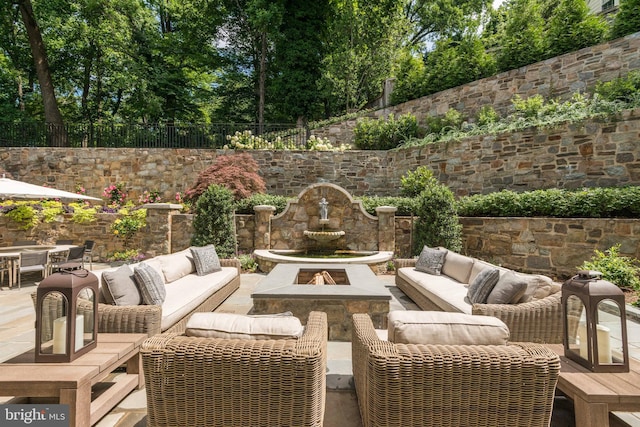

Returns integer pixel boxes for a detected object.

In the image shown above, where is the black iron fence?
[0,122,309,149]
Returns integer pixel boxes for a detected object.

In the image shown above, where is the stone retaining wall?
[313,32,640,144]
[2,107,639,198]
[1,209,636,280]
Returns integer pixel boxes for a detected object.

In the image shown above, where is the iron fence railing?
[0,122,309,149]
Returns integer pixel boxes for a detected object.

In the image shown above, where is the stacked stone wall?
[313,32,640,144]
[1,209,637,280]
[2,107,639,199]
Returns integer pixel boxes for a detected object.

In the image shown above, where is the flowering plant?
[139,189,162,204]
[75,184,86,195]
[103,183,127,206]
[111,208,147,249]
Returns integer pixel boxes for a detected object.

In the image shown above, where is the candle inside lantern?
[597,324,612,364]
[576,322,612,364]
[52,315,85,354]
[578,323,588,358]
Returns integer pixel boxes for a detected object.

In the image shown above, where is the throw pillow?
[467,267,500,304]
[415,246,446,275]
[101,264,141,306]
[486,271,528,304]
[134,262,166,305]
[387,311,509,345]
[185,312,304,340]
[190,245,222,276]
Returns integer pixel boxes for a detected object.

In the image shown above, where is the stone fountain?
[252,182,396,273]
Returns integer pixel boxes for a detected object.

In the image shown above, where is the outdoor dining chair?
[65,246,86,268]
[82,240,95,270]
[55,239,74,245]
[17,250,49,289]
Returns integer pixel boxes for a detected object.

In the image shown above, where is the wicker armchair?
[141,311,328,427]
[394,258,564,343]
[352,313,560,427]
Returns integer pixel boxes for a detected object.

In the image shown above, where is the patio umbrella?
[0,175,101,201]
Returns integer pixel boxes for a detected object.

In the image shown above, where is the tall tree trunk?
[18,0,67,146]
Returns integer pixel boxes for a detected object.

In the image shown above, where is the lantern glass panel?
[77,287,96,349]
[38,291,68,355]
[596,299,623,364]
[566,295,586,356]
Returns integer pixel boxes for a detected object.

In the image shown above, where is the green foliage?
[512,94,545,118]
[578,245,640,290]
[187,153,266,202]
[358,196,419,216]
[496,0,547,72]
[546,0,608,57]
[421,34,497,96]
[238,253,258,273]
[610,0,640,40]
[400,166,438,197]
[69,203,97,224]
[272,0,329,122]
[5,204,38,230]
[353,113,420,150]
[456,187,640,218]
[41,201,64,223]
[595,71,640,103]
[318,0,405,115]
[191,185,237,258]
[413,183,462,254]
[425,109,464,135]
[405,88,639,149]
[476,105,500,126]
[389,52,427,106]
[111,208,147,250]
[234,193,290,215]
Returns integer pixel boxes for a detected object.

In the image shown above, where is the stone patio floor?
[1,267,640,426]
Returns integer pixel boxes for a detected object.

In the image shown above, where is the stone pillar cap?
[143,203,183,210]
[254,205,276,212]
[375,206,397,213]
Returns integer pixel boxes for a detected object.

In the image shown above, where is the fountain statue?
[303,196,345,242]
[319,198,328,220]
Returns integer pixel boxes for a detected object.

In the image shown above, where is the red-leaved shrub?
[187,153,266,201]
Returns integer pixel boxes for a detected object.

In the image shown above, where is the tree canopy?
[0,0,632,135]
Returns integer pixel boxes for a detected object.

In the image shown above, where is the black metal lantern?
[562,270,629,373]
[35,268,99,362]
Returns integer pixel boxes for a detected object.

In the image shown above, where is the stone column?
[376,206,397,252]
[142,203,183,257]
[254,205,276,249]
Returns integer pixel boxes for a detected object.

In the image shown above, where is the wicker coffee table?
[0,333,145,426]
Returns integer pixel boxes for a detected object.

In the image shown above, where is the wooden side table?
[544,344,640,427]
[0,333,146,427]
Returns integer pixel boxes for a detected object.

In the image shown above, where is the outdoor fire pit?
[251,263,392,341]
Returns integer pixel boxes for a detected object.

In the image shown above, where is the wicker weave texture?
[352,313,560,427]
[394,258,564,344]
[31,258,241,337]
[142,311,328,427]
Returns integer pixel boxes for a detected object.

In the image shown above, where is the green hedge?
[234,187,640,219]
[457,187,640,218]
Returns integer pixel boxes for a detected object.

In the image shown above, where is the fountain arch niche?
[253,183,395,273]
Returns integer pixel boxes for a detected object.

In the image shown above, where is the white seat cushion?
[160,267,237,331]
[387,310,510,345]
[186,312,303,340]
[399,267,472,314]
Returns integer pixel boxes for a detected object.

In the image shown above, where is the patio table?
[0,244,80,288]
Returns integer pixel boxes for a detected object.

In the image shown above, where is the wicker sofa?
[352,313,561,427]
[395,248,563,343]
[141,311,328,427]
[34,249,241,337]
